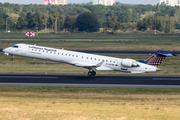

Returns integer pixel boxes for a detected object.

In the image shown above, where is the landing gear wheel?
[88,70,96,76]
[92,70,96,76]
[88,71,92,76]
[10,55,14,61]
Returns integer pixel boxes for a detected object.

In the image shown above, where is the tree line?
[0,2,180,33]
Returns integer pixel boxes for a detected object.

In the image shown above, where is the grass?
[0,86,180,120]
[1,33,180,51]
[0,54,179,76]
[0,33,180,119]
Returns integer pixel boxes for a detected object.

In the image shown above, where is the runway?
[0,74,180,88]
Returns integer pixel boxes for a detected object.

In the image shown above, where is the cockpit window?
[11,45,19,48]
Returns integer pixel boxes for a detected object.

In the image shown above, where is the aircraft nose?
[2,49,6,52]
[156,68,161,71]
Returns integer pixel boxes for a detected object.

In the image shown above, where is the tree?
[0,9,5,31]
[64,16,77,32]
[42,13,49,33]
[106,15,118,30]
[76,12,100,32]
[26,12,33,29]
[16,17,27,29]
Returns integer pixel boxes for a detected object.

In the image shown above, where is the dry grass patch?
[0,91,180,120]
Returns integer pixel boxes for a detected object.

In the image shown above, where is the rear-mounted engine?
[121,59,139,67]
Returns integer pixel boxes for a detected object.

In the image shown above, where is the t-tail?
[139,50,174,67]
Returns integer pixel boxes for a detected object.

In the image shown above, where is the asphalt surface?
[0,74,180,88]
[1,49,180,55]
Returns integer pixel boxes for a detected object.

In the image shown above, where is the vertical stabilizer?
[139,50,173,67]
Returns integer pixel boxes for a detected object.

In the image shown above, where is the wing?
[73,60,104,70]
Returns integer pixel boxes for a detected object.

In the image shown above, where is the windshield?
[11,45,19,48]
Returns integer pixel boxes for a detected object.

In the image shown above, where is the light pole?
[6,17,7,32]
[104,18,106,33]
[155,17,156,34]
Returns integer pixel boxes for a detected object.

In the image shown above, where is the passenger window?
[76,55,78,57]
[94,58,96,60]
[62,53,63,55]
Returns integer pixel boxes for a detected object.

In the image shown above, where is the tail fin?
[139,50,173,67]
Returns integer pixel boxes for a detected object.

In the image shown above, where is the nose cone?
[156,68,161,71]
[2,49,6,52]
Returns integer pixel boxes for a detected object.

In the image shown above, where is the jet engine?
[121,59,139,67]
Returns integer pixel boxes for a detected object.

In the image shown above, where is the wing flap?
[74,60,104,69]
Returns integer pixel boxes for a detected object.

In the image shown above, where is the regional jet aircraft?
[3,43,174,76]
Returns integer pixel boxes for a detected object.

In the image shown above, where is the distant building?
[44,0,54,5]
[160,0,180,6]
[93,0,115,6]
[44,0,67,5]
[54,0,67,5]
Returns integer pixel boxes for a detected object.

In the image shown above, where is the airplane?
[3,43,174,76]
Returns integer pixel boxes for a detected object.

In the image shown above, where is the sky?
[0,0,160,5]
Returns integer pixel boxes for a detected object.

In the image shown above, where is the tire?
[88,72,92,76]
[92,71,96,76]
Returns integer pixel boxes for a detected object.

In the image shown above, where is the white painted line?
[0,76,58,79]
[153,78,180,81]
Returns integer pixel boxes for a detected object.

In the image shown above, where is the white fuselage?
[3,43,158,73]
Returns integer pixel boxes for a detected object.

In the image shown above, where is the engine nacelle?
[121,59,139,67]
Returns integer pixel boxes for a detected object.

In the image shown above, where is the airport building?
[44,0,67,5]
[160,0,180,6]
[93,0,115,6]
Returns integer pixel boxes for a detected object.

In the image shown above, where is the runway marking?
[153,78,180,81]
[0,76,58,79]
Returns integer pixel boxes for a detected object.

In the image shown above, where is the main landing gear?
[88,70,96,76]
[10,55,14,61]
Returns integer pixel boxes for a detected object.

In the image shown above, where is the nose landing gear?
[88,70,96,76]
[10,55,14,61]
